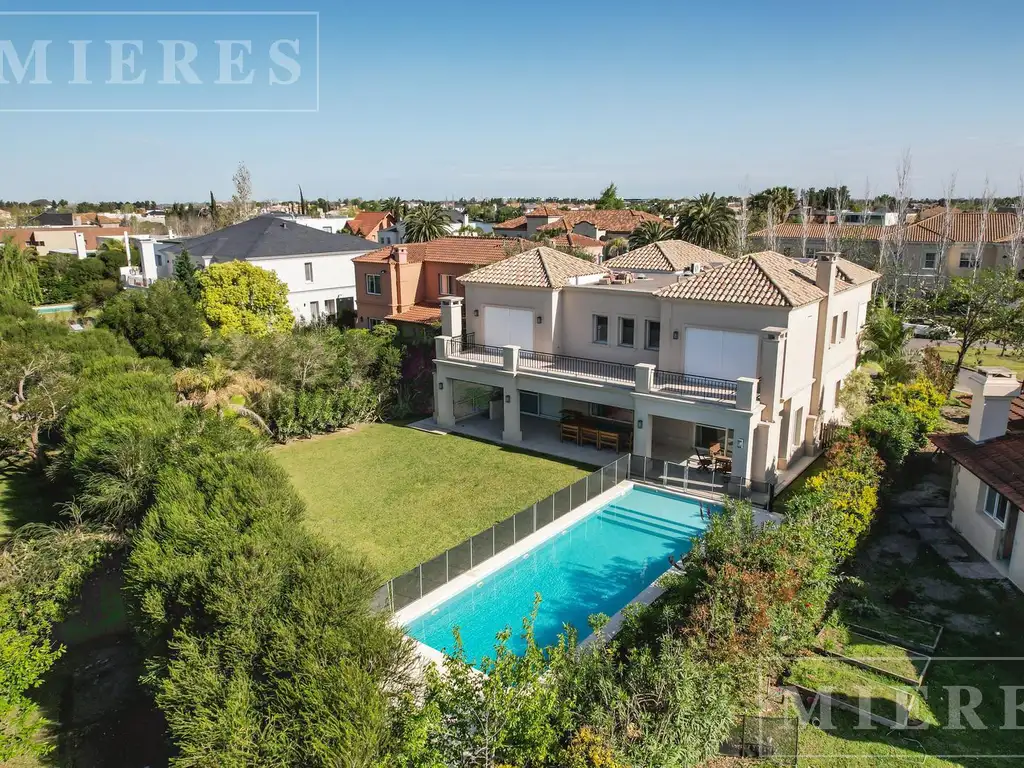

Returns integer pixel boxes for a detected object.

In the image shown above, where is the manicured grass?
[934,345,1024,376]
[273,423,592,579]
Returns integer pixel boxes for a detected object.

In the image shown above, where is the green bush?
[99,279,206,366]
[852,401,919,467]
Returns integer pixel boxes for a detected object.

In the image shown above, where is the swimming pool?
[405,485,712,664]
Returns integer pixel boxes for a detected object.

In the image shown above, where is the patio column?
[736,377,758,411]
[503,345,520,373]
[435,334,451,361]
[436,375,455,428]
[633,403,653,457]
[730,416,758,489]
[634,363,655,394]
[502,385,522,443]
[758,328,786,421]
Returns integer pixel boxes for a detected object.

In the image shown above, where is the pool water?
[406,486,712,664]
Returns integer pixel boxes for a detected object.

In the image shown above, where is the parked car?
[903,320,954,340]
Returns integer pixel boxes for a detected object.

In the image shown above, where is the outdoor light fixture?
[505,395,511,403]
[438,382,444,391]
[672,330,679,340]
[637,419,644,429]
[536,315,543,324]
[474,309,479,317]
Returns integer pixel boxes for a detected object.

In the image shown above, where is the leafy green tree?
[836,367,873,420]
[0,238,43,305]
[930,268,1024,388]
[675,193,734,251]
[852,401,919,467]
[860,299,914,383]
[198,261,294,336]
[403,203,450,242]
[382,196,408,221]
[172,249,201,301]
[596,182,625,210]
[627,220,674,249]
[98,279,206,366]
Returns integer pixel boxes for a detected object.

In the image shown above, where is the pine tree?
[209,191,219,226]
[173,249,201,301]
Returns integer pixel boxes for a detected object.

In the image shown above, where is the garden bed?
[788,656,929,728]
[839,607,943,653]
[816,623,931,686]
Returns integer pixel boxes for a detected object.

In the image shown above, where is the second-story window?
[366,274,381,295]
[645,320,661,350]
[841,311,849,340]
[924,252,937,270]
[593,314,608,344]
[439,274,456,295]
[959,251,978,269]
[304,262,314,282]
[619,317,635,347]
[830,315,839,345]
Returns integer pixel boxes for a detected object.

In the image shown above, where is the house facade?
[931,370,1024,591]
[492,206,666,244]
[377,209,472,245]
[351,237,533,332]
[431,246,879,490]
[163,215,378,323]
[346,211,396,241]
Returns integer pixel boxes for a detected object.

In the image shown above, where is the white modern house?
[377,209,472,245]
[160,215,379,322]
[431,246,880,491]
[931,369,1024,591]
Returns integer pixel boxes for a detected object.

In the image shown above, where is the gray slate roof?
[167,215,375,263]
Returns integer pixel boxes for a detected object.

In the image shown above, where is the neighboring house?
[346,211,396,241]
[752,211,1024,287]
[0,226,131,256]
[432,247,880,490]
[268,213,352,234]
[603,240,733,273]
[931,370,1024,591]
[377,209,473,245]
[25,210,74,227]
[492,205,666,243]
[351,237,533,333]
[162,215,378,322]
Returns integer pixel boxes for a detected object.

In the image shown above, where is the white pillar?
[731,416,758,488]
[736,377,758,411]
[634,404,653,457]
[440,297,464,338]
[503,345,520,373]
[502,385,522,443]
[634,363,655,394]
[436,375,455,428]
[434,335,451,360]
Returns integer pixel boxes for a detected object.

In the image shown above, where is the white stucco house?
[431,245,880,491]
[377,209,472,245]
[931,369,1024,591]
[160,215,379,322]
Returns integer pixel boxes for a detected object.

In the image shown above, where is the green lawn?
[273,423,592,579]
[934,345,1024,376]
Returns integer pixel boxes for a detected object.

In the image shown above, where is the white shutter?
[482,306,508,347]
[684,328,758,380]
[482,306,534,349]
[719,331,758,380]
[507,308,534,349]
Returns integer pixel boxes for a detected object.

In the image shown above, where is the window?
[959,251,978,269]
[830,315,839,344]
[155,253,163,267]
[841,311,849,340]
[309,301,320,320]
[588,403,633,423]
[304,262,314,282]
[367,318,383,329]
[792,406,804,447]
[593,314,608,344]
[923,251,937,270]
[618,317,635,347]
[520,391,540,415]
[834,379,842,409]
[366,274,381,295]
[325,298,336,316]
[645,320,661,350]
[695,424,729,453]
[983,485,1015,527]
[438,274,457,296]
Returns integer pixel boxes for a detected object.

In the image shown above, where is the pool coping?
[397,481,775,667]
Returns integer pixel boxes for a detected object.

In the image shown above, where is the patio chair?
[580,426,599,447]
[694,447,713,471]
[598,430,620,452]
[560,423,580,444]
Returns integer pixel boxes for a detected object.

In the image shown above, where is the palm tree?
[403,203,451,242]
[628,220,674,250]
[173,357,273,434]
[675,193,735,252]
[603,237,628,261]
[382,196,408,221]
[861,300,914,382]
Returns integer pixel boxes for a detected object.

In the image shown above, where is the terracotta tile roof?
[494,208,665,234]
[528,222,605,249]
[786,259,857,293]
[385,304,442,325]
[930,431,1024,510]
[458,246,607,288]
[604,240,732,272]
[346,211,392,237]
[1,226,131,250]
[754,212,1022,246]
[352,237,533,264]
[835,257,881,285]
[654,250,832,307]
[750,222,889,241]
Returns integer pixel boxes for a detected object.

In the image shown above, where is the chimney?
[74,231,87,260]
[965,367,1021,443]
[394,245,408,264]
[690,262,702,275]
[440,296,463,338]
[815,251,839,295]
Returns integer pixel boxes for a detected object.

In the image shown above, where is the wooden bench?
[560,423,580,444]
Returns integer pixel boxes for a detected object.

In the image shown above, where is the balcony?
[439,334,755,410]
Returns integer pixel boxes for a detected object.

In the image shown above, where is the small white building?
[932,369,1024,591]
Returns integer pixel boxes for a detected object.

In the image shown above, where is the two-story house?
[164,215,378,323]
[431,246,880,490]
[931,369,1024,592]
[346,211,396,241]
[351,237,533,332]
[492,206,667,244]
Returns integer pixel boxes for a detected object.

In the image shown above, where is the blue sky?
[2,0,1024,202]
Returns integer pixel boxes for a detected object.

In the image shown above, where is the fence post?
[532,503,537,533]
[492,527,496,557]
[586,474,589,500]
[470,537,474,568]
[446,550,450,582]
[418,565,423,599]
[684,460,689,491]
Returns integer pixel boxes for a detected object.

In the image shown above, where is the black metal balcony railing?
[446,334,504,367]
[652,369,738,404]
[518,349,636,386]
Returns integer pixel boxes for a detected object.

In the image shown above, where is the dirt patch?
[942,613,993,636]
[911,576,966,603]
